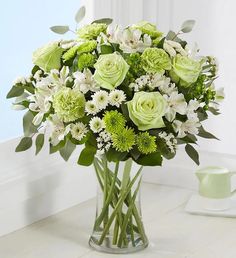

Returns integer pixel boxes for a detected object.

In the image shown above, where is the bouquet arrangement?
[7,6,224,252]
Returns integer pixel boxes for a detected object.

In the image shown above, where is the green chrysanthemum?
[112,128,135,152]
[77,23,107,40]
[136,132,157,154]
[62,45,80,61]
[78,53,96,71]
[53,88,85,122]
[103,110,126,133]
[77,40,97,55]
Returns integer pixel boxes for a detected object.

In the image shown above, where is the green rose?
[94,53,129,90]
[141,48,171,74]
[53,88,85,122]
[77,23,107,40]
[172,54,202,85]
[127,91,167,131]
[32,41,63,72]
[133,21,163,38]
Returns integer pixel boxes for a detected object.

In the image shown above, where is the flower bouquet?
[7,6,224,254]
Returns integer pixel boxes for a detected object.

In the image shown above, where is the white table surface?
[0,183,236,258]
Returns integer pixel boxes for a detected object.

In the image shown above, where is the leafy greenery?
[35,134,44,155]
[15,137,33,152]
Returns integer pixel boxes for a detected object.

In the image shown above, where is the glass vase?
[89,156,148,254]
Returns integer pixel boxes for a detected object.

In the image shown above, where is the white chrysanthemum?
[96,129,112,156]
[109,90,126,107]
[71,122,88,141]
[89,117,105,133]
[92,90,109,109]
[85,101,99,115]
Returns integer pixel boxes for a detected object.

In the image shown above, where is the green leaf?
[136,152,162,166]
[23,111,38,136]
[77,146,96,166]
[106,148,128,162]
[31,65,41,75]
[208,107,221,115]
[198,126,219,140]
[50,139,66,154]
[75,6,86,23]
[15,137,32,152]
[35,134,44,155]
[6,85,24,99]
[185,144,200,165]
[59,139,76,161]
[50,25,70,34]
[92,18,113,25]
[100,44,114,54]
[181,20,196,33]
[197,108,208,121]
[178,134,198,145]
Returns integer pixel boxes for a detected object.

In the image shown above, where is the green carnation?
[53,88,85,122]
[77,23,107,40]
[77,40,97,55]
[171,54,202,85]
[112,128,135,152]
[133,20,163,38]
[103,110,126,133]
[32,41,63,72]
[94,52,129,90]
[141,48,171,74]
[78,53,96,71]
[136,132,157,154]
[127,91,167,131]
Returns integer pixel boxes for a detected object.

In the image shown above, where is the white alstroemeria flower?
[71,122,88,141]
[164,40,187,57]
[173,118,201,138]
[49,66,72,89]
[151,74,175,93]
[92,90,109,110]
[186,99,200,120]
[89,117,105,133]
[109,90,126,107]
[164,92,187,122]
[49,115,70,146]
[119,28,151,53]
[107,25,123,44]
[73,68,99,94]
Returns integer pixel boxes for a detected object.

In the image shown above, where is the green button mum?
[103,110,126,133]
[53,88,85,123]
[127,91,167,131]
[112,127,135,152]
[141,48,171,74]
[136,132,157,154]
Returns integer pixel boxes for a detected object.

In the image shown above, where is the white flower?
[119,28,151,53]
[173,118,201,138]
[13,76,27,85]
[33,70,43,81]
[109,90,126,107]
[107,25,122,44]
[95,129,112,156]
[49,115,70,146]
[89,117,105,133]
[60,40,77,49]
[49,66,72,89]
[215,87,225,102]
[85,101,99,115]
[71,122,88,141]
[186,99,200,120]
[92,90,109,110]
[73,68,99,94]
[164,91,187,122]
[164,40,187,57]
[159,131,177,153]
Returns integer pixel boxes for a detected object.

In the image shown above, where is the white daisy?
[71,122,88,141]
[89,117,104,133]
[85,101,99,115]
[92,90,109,110]
[109,90,126,107]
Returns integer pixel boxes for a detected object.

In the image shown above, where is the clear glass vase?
[89,156,148,254]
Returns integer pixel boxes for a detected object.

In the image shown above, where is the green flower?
[53,88,85,122]
[136,132,157,154]
[171,54,202,85]
[77,40,97,54]
[63,45,79,61]
[133,21,163,38]
[94,53,129,90]
[112,127,135,152]
[127,91,167,131]
[32,41,63,72]
[77,23,107,39]
[103,110,126,133]
[78,53,96,71]
[141,48,171,74]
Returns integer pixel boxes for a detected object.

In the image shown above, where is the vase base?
[89,234,148,254]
